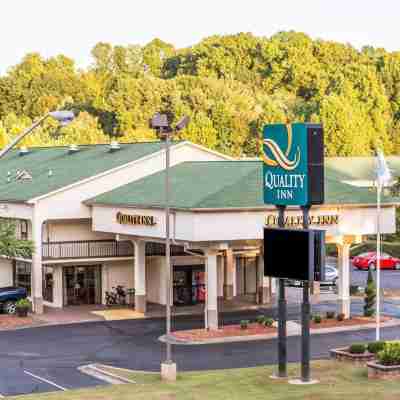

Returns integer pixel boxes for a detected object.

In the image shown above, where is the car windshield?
[358,252,374,258]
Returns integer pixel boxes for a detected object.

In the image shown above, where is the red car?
[352,252,400,270]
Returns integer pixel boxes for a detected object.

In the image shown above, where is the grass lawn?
[11,360,400,400]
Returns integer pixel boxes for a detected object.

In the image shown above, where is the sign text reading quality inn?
[263,123,308,206]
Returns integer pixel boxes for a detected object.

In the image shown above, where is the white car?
[286,264,338,287]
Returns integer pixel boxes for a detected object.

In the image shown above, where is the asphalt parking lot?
[2,304,400,397]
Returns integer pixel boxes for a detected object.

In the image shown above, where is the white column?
[257,253,270,304]
[133,240,146,313]
[337,241,351,318]
[224,249,235,300]
[206,249,219,330]
[52,266,63,308]
[31,215,44,314]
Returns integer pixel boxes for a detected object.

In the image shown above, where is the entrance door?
[236,257,257,295]
[63,265,102,306]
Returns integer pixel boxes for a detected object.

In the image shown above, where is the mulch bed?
[0,314,38,330]
[311,316,391,330]
[172,323,276,341]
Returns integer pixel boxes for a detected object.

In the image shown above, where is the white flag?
[376,150,392,188]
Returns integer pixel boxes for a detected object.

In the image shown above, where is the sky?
[0,0,399,75]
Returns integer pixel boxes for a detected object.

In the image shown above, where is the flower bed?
[310,316,391,330]
[330,347,375,365]
[172,323,276,342]
[367,362,400,380]
[0,314,36,329]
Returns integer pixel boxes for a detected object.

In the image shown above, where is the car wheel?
[4,301,16,315]
[369,263,376,271]
[395,263,400,271]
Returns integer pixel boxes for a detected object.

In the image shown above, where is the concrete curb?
[78,364,136,384]
[160,319,400,345]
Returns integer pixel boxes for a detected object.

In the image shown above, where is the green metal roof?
[89,158,400,209]
[0,142,171,202]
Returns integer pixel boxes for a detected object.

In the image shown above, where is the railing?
[42,240,134,260]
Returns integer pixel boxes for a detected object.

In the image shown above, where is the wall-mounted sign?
[265,214,339,227]
[116,212,156,226]
[263,123,324,206]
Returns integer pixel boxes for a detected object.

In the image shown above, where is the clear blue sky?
[1,0,398,75]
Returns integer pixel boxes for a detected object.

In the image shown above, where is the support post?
[223,249,234,300]
[133,240,147,313]
[205,249,219,330]
[277,205,287,378]
[32,216,44,314]
[301,205,311,383]
[337,241,351,318]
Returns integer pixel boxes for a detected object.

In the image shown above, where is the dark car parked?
[0,287,27,314]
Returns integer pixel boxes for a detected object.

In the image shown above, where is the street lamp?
[150,113,190,381]
[0,110,76,159]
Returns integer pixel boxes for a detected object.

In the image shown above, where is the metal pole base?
[288,378,319,385]
[161,361,177,382]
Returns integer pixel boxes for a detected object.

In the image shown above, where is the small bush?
[349,343,366,354]
[264,318,274,327]
[350,285,360,295]
[377,343,400,365]
[367,341,386,354]
[16,298,31,308]
[326,311,335,319]
[240,320,249,330]
[256,315,265,325]
[313,315,322,324]
[337,313,345,322]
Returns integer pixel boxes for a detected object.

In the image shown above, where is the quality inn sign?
[263,123,309,206]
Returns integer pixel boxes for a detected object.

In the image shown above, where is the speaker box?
[307,124,324,205]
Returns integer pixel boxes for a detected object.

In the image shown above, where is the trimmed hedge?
[367,341,386,354]
[349,343,366,354]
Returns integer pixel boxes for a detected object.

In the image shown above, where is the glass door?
[63,265,102,306]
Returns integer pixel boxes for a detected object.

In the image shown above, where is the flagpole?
[376,181,381,341]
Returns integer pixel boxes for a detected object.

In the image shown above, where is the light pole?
[0,110,76,158]
[150,113,189,381]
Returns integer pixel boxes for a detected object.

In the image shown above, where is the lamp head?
[49,110,76,126]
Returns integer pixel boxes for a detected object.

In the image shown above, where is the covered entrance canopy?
[87,157,399,329]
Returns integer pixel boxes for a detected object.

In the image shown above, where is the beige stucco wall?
[0,259,13,287]
[147,256,167,305]
[102,260,134,304]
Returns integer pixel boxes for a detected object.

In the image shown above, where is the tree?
[364,268,376,317]
[0,220,34,259]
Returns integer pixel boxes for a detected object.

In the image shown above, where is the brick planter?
[330,347,375,365]
[367,362,400,380]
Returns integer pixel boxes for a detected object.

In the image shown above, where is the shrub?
[377,343,400,365]
[16,298,31,308]
[326,311,335,319]
[264,318,274,327]
[337,313,345,322]
[349,343,366,354]
[313,315,322,324]
[367,341,386,354]
[240,320,249,330]
[350,285,360,295]
[256,315,265,325]
[364,268,376,317]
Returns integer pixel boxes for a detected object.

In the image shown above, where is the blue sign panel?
[263,123,308,206]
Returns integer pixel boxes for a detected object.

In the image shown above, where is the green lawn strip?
[10,361,400,400]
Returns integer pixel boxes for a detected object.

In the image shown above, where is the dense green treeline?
[1,31,400,157]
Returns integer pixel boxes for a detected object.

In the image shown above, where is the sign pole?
[301,205,311,382]
[277,205,287,378]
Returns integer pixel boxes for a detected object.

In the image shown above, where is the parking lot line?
[23,371,67,391]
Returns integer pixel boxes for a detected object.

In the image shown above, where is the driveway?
[1,305,400,397]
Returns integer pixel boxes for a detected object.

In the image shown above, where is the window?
[43,266,54,303]
[13,261,31,295]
